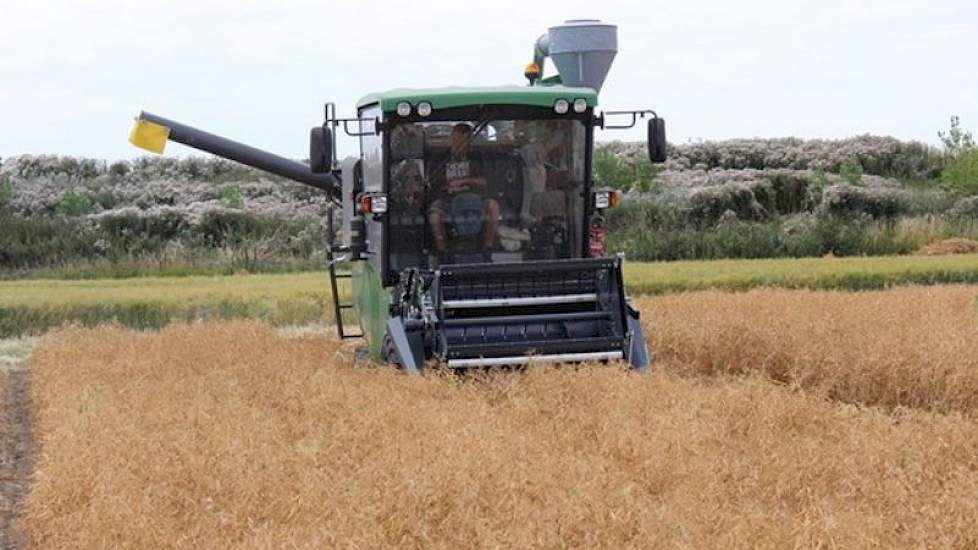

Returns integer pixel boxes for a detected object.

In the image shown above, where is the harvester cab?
[129,19,666,372]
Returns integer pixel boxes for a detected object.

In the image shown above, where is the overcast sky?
[1,0,975,161]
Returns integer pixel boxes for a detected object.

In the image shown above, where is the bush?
[947,196,978,219]
[763,171,816,214]
[594,144,659,192]
[95,209,190,258]
[626,135,945,179]
[0,216,99,269]
[108,161,131,180]
[220,184,245,209]
[687,182,767,227]
[807,169,829,204]
[55,189,95,216]
[820,185,908,219]
[0,177,13,212]
[941,149,978,194]
[839,158,864,186]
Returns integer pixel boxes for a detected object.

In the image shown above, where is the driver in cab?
[427,123,500,258]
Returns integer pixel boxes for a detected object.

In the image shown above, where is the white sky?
[1,0,975,161]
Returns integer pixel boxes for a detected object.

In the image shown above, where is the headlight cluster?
[395,101,433,117]
[358,193,388,215]
[554,98,589,114]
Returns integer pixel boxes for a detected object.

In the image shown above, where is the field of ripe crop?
[646,285,978,413]
[21,285,978,548]
[3,253,978,338]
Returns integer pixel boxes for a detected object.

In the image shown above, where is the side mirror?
[310,126,333,173]
[647,117,667,164]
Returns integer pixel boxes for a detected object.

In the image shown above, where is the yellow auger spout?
[128,116,171,154]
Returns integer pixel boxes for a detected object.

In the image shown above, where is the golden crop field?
[22,285,978,549]
[645,285,978,413]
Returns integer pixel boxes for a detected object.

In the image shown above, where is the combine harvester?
[129,20,666,372]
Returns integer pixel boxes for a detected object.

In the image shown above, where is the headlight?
[370,194,388,214]
[416,102,432,117]
[594,190,619,209]
[553,99,569,114]
[396,102,412,117]
[359,193,388,215]
[573,98,588,113]
[594,191,610,209]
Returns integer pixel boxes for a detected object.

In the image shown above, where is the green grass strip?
[2,254,977,337]
[624,254,978,294]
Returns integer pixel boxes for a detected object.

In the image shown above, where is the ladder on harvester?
[325,205,361,339]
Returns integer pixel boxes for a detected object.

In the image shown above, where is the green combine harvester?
[129,19,666,372]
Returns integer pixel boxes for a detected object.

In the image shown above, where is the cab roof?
[356,85,598,112]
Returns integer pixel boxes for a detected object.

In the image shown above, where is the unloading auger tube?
[130,111,341,197]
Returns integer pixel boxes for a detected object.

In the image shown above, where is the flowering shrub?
[948,196,978,219]
[819,185,910,219]
[0,136,970,273]
[600,135,943,180]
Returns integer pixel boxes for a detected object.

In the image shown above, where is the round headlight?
[553,99,569,114]
[396,102,412,117]
[573,98,588,113]
[417,102,432,117]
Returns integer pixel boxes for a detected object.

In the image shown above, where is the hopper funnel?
[548,19,617,92]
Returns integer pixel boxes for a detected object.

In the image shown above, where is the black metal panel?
[439,257,616,277]
[438,257,621,301]
[443,311,611,327]
[433,257,629,362]
[446,336,625,360]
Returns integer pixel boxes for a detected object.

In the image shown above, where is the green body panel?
[352,261,390,359]
[357,85,598,112]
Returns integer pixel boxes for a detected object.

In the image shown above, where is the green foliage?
[55,189,95,216]
[0,177,14,212]
[220,184,245,209]
[593,147,659,193]
[938,115,975,158]
[807,169,829,204]
[97,210,190,258]
[603,211,978,263]
[839,158,864,186]
[0,208,324,275]
[820,186,907,219]
[764,172,816,214]
[941,149,978,195]
[0,216,98,270]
